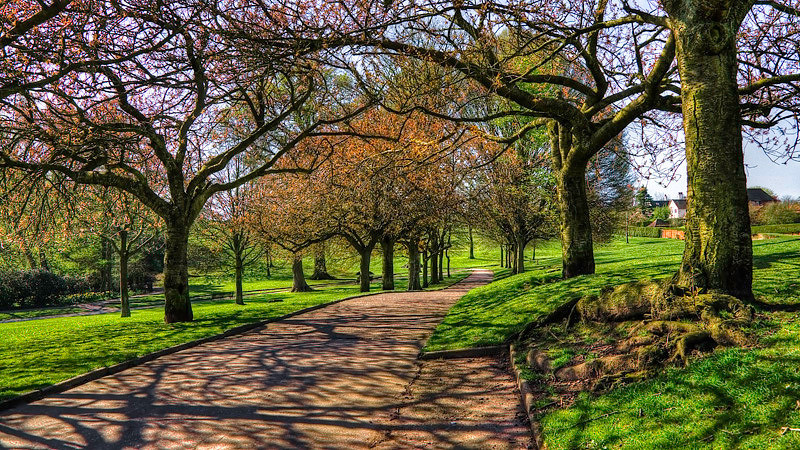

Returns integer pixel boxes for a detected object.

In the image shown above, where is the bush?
[757,202,800,225]
[652,206,670,220]
[752,223,800,234]
[626,226,661,238]
[0,270,101,310]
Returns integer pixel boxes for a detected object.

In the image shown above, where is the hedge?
[752,223,800,235]
[0,270,95,310]
[625,226,661,238]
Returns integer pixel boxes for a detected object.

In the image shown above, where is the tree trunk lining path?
[0,269,531,449]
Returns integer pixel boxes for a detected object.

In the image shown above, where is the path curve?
[0,269,530,449]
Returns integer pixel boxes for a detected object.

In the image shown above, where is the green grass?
[540,237,800,449]
[0,306,88,321]
[425,234,800,449]
[0,285,373,401]
[423,237,685,352]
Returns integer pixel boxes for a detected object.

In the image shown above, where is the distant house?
[669,198,687,219]
[650,199,669,209]
[747,188,779,206]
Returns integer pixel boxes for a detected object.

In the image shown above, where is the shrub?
[652,206,670,220]
[0,270,90,309]
[626,226,661,238]
[758,202,800,225]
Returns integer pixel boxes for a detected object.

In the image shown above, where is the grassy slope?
[543,237,800,450]
[424,238,685,352]
[425,234,800,449]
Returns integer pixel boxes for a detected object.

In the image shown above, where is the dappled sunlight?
[0,270,528,449]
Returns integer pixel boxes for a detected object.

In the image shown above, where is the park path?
[0,269,531,450]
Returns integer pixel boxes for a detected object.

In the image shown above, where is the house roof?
[747,188,778,203]
[670,199,687,209]
[647,219,670,227]
[650,200,669,208]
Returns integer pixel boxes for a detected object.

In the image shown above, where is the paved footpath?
[0,269,530,450]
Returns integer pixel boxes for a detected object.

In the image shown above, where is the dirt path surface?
[0,269,530,449]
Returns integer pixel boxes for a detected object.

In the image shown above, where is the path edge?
[509,342,546,449]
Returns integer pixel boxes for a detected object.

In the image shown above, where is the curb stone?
[417,345,506,360]
[510,342,546,450]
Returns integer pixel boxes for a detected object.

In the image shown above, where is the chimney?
[678,192,685,199]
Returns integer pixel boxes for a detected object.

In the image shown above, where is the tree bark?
[516,237,526,274]
[381,235,395,290]
[422,249,429,288]
[557,168,595,278]
[668,3,753,300]
[499,245,504,268]
[429,233,439,284]
[38,248,49,271]
[309,242,335,280]
[291,253,313,292]
[163,222,193,323]
[119,230,130,318]
[406,239,422,291]
[468,226,475,259]
[234,258,244,305]
[358,247,373,293]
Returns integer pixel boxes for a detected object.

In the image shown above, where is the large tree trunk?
[516,236,526,274]
[163,222,193,323]
[557,168,595,278]
[291,253,313,292]
[309,242,335,280]
[381,236,395,290]
[669,3,753,300]
[422,249,429,288]
[468,226,475,259]
[119,230,130,318]
[406,240,422,291]
[233,233,245,305]
[358,247,372,293]
[234,257,244,305]
[429,233,439,284]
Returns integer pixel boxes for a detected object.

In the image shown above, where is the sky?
[640,143,800,201]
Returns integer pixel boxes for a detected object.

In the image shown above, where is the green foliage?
[0,270,92,309]
[757,202,800,225]
[635,187,653,215]
[652,206,670,220]
[626,226,661,238]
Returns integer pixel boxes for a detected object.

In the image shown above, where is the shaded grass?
[0,307,87,321]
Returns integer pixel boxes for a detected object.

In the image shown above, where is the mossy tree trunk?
[358,245,375,293]
[406,238,422,291]
[291,253,313,292]
[309,242,334,280]
[666,1,754,300]
[468,226,475,259]
[118,230,131,318]
[164,220,193,323]
[556,166,595,278]
[232,232,245,305]
[381,235,395,290]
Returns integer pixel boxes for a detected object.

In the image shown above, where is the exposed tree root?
[518,279,757,403]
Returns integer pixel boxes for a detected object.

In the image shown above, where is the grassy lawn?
[0,306,88,321]
[0,268,471,402]
[425,235,800,449]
